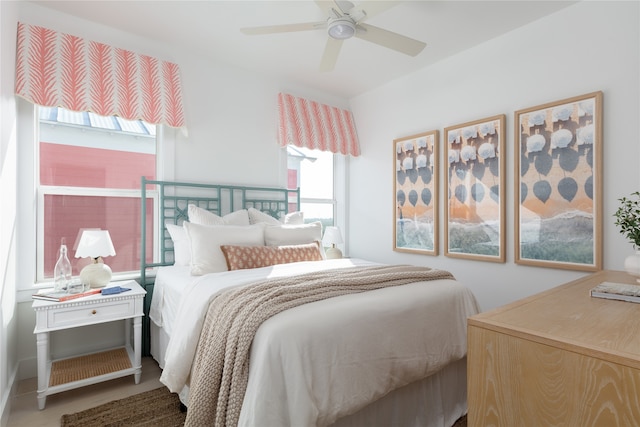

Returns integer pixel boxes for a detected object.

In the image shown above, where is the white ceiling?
[31,0,576,98]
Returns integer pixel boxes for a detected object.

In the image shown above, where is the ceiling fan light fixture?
[327,18,356,40]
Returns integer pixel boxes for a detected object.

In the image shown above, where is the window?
[287,146,335,230]
[37,106,157,281]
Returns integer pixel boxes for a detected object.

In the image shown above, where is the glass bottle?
[53,238,72,292]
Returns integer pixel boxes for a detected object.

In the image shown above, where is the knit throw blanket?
[184,264,455,427]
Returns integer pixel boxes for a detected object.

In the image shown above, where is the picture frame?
[514,91,602,271]
[393,130,439,255]
[444,115,506,262]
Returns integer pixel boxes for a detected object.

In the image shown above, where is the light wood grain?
[468,270,640,427]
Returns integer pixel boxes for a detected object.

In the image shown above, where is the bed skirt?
[151,321,467,427]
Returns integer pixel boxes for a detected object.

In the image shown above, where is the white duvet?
[159,258,480,426]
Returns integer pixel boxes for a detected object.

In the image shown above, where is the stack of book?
[590,281,640,303]
[32,287,101,302]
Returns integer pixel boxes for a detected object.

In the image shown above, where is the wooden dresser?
[467,270,640,427]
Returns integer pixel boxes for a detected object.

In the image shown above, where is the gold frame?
[514,91,603,271]
[393,130,439,255]
[444,114,506,262]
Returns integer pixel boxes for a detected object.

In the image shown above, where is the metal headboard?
[140,177,300,286]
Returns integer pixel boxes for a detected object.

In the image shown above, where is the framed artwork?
[515,91,602,271]
[444,115,506,262]
[394,130,439,255]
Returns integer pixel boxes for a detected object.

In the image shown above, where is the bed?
[140,178,480,427]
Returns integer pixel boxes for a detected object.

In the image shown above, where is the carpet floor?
[60,386,467,427]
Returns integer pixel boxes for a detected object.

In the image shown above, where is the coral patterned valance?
[15,22,186,130]
[277,92,360,156]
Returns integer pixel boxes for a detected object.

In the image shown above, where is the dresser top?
[32,280,145,309]
[468,270,640,368]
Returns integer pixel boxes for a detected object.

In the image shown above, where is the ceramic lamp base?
[80,262,112,288]
[325,247,343,259]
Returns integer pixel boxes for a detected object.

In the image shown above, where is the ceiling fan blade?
[356,23,426,56]
[241,21,326,35]
[352,1,400,20]
[315,0,335,15]
[319,38,343,72]
[315,0,353,17]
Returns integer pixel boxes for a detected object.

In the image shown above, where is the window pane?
[300,202,334,228]
[43,195,153,278]
[288,147,333,199]
[40,142,155,189]
[287,146,335,232]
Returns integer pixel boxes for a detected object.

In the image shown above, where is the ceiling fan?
[240,0,426,72]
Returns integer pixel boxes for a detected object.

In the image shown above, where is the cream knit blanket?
[184,264,455,427]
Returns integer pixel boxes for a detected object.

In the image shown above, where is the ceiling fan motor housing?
[327,17,356,40]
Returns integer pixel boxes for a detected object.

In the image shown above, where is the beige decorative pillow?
[184,222,265,275]
[220,242,323,271]
[166,223,191,266]
[188,204,250,226]
[247,207,281,225]
[282,211,304,224]
[264,221,322,246]
[248,207,305,225]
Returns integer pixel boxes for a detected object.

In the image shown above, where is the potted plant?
[614,191,640,281]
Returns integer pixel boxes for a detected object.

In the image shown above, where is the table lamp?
[322,226,343,259]
[74,230,116,288]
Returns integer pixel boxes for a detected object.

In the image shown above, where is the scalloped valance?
[15,22,186,130]
[277,92,360,156]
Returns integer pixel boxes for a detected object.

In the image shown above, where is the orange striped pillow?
[220,242,323,271]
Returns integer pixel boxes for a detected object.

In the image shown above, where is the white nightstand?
[32,280,146,409]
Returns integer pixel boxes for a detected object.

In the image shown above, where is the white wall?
[0,1,19,425]
[349,1,640,311]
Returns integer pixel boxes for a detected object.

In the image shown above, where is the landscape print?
[394,130,438,255]
[515,92,602,270]
[444,115,505,262]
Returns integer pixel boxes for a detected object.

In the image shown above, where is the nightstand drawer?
[47,299,136,329]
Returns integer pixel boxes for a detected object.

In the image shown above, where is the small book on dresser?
[590,281,640,303]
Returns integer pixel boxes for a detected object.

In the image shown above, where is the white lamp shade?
[74,230,116,259]
[322,226,343,246]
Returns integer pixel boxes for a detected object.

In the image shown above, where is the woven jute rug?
[60,387,185,427]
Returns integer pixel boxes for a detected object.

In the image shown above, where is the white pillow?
[264,221,323,249]
[282,211,304,225]
[166,223,191,266]
[188,204,250,226]
[184,222,265,275]
[248,207,281,225]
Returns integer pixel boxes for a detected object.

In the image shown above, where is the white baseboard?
[0,363,19,427]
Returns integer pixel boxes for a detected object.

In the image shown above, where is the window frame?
[17,99,174,295]
[287,146,348,256]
